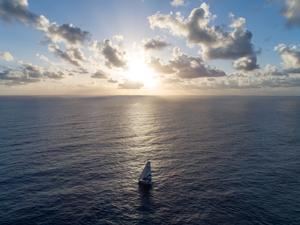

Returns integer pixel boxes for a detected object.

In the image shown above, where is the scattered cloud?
[48,44,83,67]
[0,69,40,85]
[0,0,90,69]
[149,3,258,71]
[0,63,65,85]
[43,21,91,46]
[0,0,90,46]
[1,0,300,92]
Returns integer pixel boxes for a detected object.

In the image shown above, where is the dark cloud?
[118,80,144,89]
[143,38,170,50]
[48,44,84,67]
[0,0,39,25]
[91,70,107,79]
[45,23,91,46]
[0,69,40,85]
[149,3,258,71]
[101,39,127,68]
[0,63,65,85]
[205,29,256,60]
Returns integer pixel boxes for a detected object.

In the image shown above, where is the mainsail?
[139,161,152,184]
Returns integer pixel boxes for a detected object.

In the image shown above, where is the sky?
[1,0,300,95]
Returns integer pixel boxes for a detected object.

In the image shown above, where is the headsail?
[139,161,152,184]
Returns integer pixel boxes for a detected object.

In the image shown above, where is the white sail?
[139,161,151,182]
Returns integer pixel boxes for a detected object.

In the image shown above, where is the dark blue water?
[0,96,299,225]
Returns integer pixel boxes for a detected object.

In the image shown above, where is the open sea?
[0,96,299,225]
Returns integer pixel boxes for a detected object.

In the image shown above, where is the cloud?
[0,51,14,61]
[0,63,65,85]
[101,39,127,68]
[143,37,170,50]
[91,70,107,79]
[44,22,91,46]
[148,3,258,70]
[233,56,259,71]
[283,0,300,27]
[48,44,85,67]
[275,43,300,73]
[22,63,44,78]
[0,0,90,46]
[263,64,288,76]
[108,78,118,83]
[223,73,300,88]
[171,0,185,7]
[150,48,226,78]
[0,69,40,85]
[43,71,64,79]
[0,0,39,25]
[118,80,144,89]
[0,0,91,72]
[184,69,300,90]
[149,57,175,74]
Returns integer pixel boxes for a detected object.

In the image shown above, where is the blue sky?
[1,0,300,95]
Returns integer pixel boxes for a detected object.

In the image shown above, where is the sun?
[125,56,158,89]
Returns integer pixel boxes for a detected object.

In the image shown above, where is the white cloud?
[0,51,14,61]
[171,0,185,7]
[275,43,300,73]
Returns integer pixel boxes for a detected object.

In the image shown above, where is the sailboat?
[138,161,152,186]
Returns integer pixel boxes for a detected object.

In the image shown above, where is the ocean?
[0,96,299,225]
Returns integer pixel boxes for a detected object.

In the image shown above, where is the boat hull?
[138,179,152,186]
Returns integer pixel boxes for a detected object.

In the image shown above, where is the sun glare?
[125,57,158,89]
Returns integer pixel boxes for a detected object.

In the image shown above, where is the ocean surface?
[0,96,299,225]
